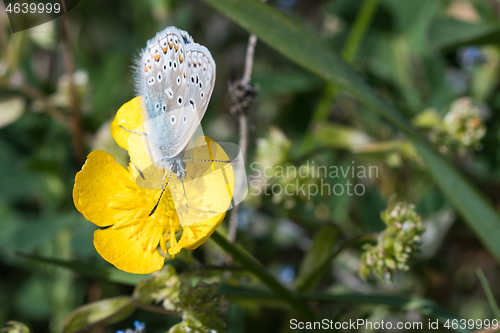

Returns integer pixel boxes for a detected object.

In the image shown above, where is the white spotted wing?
[135,27,216,164]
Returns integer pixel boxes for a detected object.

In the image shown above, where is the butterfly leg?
[149,169,172,216]
[119,125,147,136]
[180,176,189,213]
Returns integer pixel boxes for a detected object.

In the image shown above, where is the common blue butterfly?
[120,27,235,216]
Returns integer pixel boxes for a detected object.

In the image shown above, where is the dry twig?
[225,34,259,265]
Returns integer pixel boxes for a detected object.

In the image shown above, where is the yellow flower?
[73,97,234,274]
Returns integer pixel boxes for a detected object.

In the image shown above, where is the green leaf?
[429,18,500,50]
[1,321,30,333]
[0,97,25,129]
[202,0,500,263]
[133,265,180,308]
[18,254,147,286]
[295,225,338,292]
[63,297,135,333]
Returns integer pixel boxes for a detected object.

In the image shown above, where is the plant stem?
[133,300,182,317]
[60,8,85,167]
[476,269,500,320]
[19,81,70,128]
[226,33,257,263]
[341,0,379,61]
[211,231,314,319]
[297,233,377,292]
[298,0,379,156]
[242,34,257,85]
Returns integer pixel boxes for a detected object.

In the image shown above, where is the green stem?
[298,0,379,155]
[476,269,500,320]
[133,300,182,317]
[341,0,379,61]
[297,233,377,292]
[210,231,314,319]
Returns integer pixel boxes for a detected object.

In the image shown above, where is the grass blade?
[18,253,148,285]
[210,231,314,319]
[295,225,338,292]
[476,268,500,320]
[429,18,500,50]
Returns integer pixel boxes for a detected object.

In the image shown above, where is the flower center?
[111,177,181,254]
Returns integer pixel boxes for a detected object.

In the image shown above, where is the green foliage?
[133,266,181,309]
[414,98,487,155]
[429,18,500,50]
[360,199,425,281]
[1,321,30,333]
[168,282,226,333]
[62,297,135,333]
[203,0,500,265]
[295,225,339,292]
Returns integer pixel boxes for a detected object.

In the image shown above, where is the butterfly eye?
[163,64,167,71]
[157,73,162,81]
[199,82,203,89]
[190,76,195,83]
[200,91,204,98]
[162,105,166,113]
[183,115,187,123]
[189,99,195,109]
[177,77,181,85]
[170,115,176,124]
[169,61,172,68]
[155,103,160,110]
[173,62,177,69]
[177,96,183,105]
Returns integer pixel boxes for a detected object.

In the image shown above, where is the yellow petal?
[111,97,164,189]
[168,212,225,257]
[94,227,164,274]
[169,136,235,227]
[110,97,145,152]
[73,150,136,227]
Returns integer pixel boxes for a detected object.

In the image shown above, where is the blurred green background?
[2,0,500,332]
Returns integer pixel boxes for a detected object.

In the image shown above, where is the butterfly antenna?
[149,171,173,216]
[183,158,235,163]
[119,125,146,136]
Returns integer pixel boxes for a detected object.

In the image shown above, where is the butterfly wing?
[136,27,215,165]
